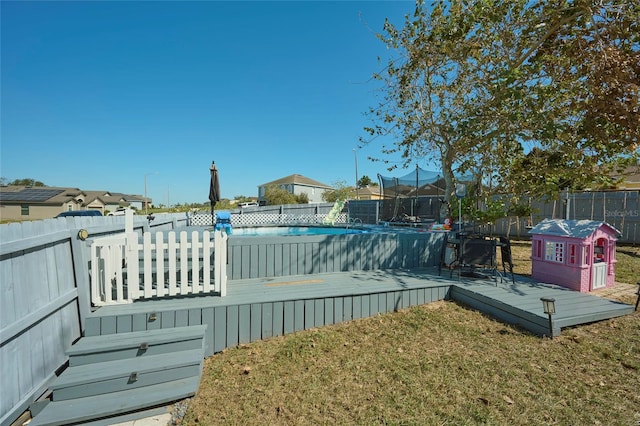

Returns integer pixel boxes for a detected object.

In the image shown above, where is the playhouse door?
[591,262,607,290]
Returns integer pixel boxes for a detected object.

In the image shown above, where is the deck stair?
[28,325,207,426]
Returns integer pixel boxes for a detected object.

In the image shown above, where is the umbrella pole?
[209,160,220,228]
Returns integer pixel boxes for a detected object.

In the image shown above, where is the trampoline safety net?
[377,167,448,222]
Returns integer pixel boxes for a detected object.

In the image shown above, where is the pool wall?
[226,231,445,280]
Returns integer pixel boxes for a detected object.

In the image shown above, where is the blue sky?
[2,1,420,205]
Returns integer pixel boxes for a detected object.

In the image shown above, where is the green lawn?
[182,242,640,425]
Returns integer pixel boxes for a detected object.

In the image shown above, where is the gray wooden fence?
[347,191,640,244]
[0,213,187,426]
[492,190,640,243]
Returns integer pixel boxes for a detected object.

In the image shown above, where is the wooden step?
[51,348,204,401]
[28,376,200,426]
[68,324,207,366]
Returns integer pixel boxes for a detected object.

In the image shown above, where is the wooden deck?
[450,275,635,336]
[36,268,633,425]
[86,268,635,351]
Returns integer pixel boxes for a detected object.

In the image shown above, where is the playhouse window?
[533,240,543,258]
[545,241,564,263]
[568,244,578,265]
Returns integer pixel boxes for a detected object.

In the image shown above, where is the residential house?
[258,174,332,204]
[0,186,147,221]
[612,164,640,190]
[354,185,383,201]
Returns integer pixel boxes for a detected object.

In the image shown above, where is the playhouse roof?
[529,219,621,238]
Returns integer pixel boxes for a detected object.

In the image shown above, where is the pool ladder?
[345,217,363,232]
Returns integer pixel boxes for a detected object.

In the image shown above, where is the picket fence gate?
[90,212,227,306]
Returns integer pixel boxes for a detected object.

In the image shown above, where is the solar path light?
[540,297,556,338]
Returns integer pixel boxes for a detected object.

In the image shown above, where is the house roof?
[528,219,621,238]
[0,185,145,207]
[612,164,640,188]
[0,186,80,204]
[260,174,332,189]
[356,186,382,197]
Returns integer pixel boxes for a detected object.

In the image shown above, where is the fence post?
[214,231,228,296]
[71,235,91,331]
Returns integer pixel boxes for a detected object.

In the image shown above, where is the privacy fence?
[492,190,640,243]
[346,190,639,244]
[191,191,639,243]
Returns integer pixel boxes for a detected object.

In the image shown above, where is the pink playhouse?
[529,219,621,292]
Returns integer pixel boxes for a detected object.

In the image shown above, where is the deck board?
[87,268,635,343]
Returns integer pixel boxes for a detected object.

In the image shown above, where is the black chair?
[438,233,459,276]
[499,237,516,284]
[459,236,498,281]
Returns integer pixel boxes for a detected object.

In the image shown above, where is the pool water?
[231,226,369,236]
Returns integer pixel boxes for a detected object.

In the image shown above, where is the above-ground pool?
[223,224,441,280]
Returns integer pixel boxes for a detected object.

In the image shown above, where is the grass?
[182,242,640,426]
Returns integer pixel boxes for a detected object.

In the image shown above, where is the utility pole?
[353,148,359,200]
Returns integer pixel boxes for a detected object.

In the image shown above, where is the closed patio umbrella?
[209,161,220,226]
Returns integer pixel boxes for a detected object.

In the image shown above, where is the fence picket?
[90,244,100,306]
[214,231,228,296]
[126,231,140,301]
[179,231,189,295]
[168,232,178,296]
[104,245,114,305]
[142,232,153,299]
[202,230,212,292]
[114,242,124,302]
[191,231,201,294]
[214,232,220,294]
[156,232,166,297]
[220,231,228,296]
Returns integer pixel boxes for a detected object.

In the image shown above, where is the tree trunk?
[439,141,456,220]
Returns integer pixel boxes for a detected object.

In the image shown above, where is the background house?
[258,174,332,204]
[354,185,383,201]
[612,164,640,190]
[0,186,147,221]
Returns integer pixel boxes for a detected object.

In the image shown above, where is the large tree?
[6,178,46,187]
[482,0,640,196]
[363,0,501,210]
[322,180,352,203]
[363,0,639,211]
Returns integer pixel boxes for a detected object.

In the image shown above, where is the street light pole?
[144,174,148,215]
[353,148,359,200]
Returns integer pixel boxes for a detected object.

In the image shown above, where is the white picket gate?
[90,212,227,306]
